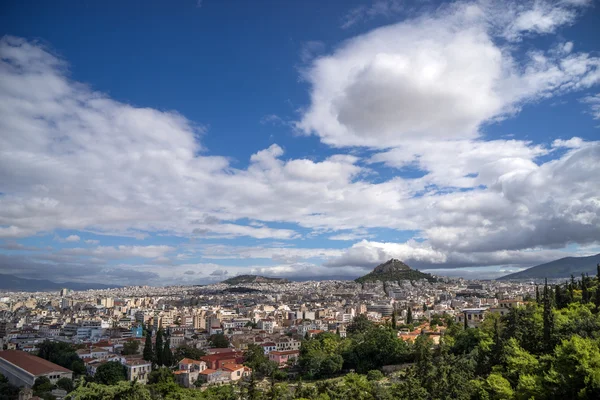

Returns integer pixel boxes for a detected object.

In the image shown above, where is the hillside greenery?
[355,259,437,284]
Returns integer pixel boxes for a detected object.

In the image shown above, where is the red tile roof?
[0,350,71,376]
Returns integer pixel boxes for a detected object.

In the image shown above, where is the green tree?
[155,328,164,366]
[0,372,19,400]
[596,264,600,312]
[143,328,154,363]
[391,312,397,330]
[406,307,413,325]
[94,361,127,385]
[66,381,151,400]
[148,367,174,384]
[484,373,514,400]
[546,335,600,399]
[122,340,140,355]
[366,370,384,381]
[173,344,206,361]
[209,333,230,348]
[347,314,373,335]
[543,279,555,351]
[582,273,590,303]
[162,337,174,367]
[37,340,85,376]
[56,377,74,392]
[33,376,54,395]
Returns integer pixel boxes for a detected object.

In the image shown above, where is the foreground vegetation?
[4,270,599,399]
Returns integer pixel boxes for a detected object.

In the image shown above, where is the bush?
[367,370,384,381]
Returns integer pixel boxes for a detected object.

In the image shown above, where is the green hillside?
[355,259,437,283]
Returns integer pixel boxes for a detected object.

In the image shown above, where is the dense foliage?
[37,340,86,375]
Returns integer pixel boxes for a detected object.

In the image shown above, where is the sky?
[0,0,599,286]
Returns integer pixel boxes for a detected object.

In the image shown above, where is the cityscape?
[1,0,600,399]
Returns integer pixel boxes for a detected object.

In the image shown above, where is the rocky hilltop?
[355,259,436,283]
[221,274,291,285]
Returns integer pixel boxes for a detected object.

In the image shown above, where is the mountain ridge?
[0,273,122,292]
[221,274,291,285]
[498,253,600,280]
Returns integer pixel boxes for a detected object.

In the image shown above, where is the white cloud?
[582,93,600,120]
[85,239,100,245]
[1,0,599,285]
[64,235,80,242]
[61,245,175,259]
[298,0,600,148]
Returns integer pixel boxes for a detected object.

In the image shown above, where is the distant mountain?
[355,259,437,284]
[0,273,121,292]
[498,253,600,280]
[221,274,291,285]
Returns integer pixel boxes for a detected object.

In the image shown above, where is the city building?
[0,350,73,388]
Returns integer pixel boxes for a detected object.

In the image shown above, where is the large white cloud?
[297,0,599,148]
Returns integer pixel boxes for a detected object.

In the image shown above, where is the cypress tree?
[542,278,554,351]
[392,312,397,330]
[463,311,468,330]
[155,328,164,366]
[143,327,154,363]
[535,285,540,303]
[595,264,600,312]
[407,307,413,325]
[555,284,564,309]
[163,336,173,367]
[582,273,589,303]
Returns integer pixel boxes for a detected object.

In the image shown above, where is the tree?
[122,340,140,356]
[33,376,54,395]
[347,314,373,335]
[546,335,600,399]
[0,372,19,400]
[209,333,230,348]
[148,367,174,384]
[582,273,590,303]
[65,381,151,400]
[543,279,555,351]
[94,361,127,385]
[596,264,600,312]
[391,312,397,330]
[535,285,540,303]
[143,328,154,363]
[407,307,413,325]
[173,344,206,361]
[56,377,74,392]
[37,340,85,375]
[162,336,174,367]
[155,328,164,366]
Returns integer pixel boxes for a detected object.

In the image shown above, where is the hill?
[498,253,600,280]
[221,274,291,285]
[0,273,121,292]
[355,259,437,283]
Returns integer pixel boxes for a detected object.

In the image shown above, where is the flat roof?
[0,350,72,376]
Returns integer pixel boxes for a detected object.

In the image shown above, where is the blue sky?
[1,0,599,285]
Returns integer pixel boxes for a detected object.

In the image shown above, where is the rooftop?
[0,350,72,376]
